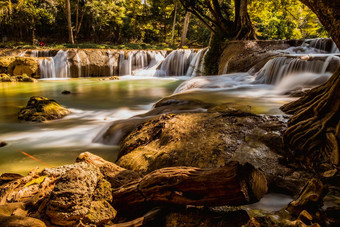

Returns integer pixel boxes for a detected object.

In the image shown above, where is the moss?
[0,57,38,77]
[0,73,13,82]
[18,96,71,122]
[92,179,112,202]
[84,201,116,225]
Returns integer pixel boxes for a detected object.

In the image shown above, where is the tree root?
[281,67,340,167]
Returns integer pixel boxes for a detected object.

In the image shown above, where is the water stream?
[1,38,339,176]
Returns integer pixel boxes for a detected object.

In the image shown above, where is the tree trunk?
[180,11,191,47]
[112,161,267,212]
[31,18,36,46]
[233,0,256,40]
[281,0,340,167]
[171,0,178,46]
[65,0,74,44]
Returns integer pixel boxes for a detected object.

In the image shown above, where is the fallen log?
[112,161,267,212]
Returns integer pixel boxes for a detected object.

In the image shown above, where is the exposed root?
[281,67,340,167]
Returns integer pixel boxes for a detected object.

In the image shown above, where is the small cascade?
[39,50,70,79]
[75,51,82,77]
[108,50,114,76]
[186,48,208,77]
[254,55,340,84]
[157,49,196,76]
[119,50,166,76]
[30,50,55,57]
[119,51,133,76]
[309,38,339,53]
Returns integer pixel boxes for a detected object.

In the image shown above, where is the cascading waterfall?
[309,38,339,53]
[157,49,196,76]
[75,51,82,78]
[39,50,70,79]
[30,50,55,57]
[254,55,340,84]
[108,50,115,76]
[119,50,166,76]
[186,48,208,77]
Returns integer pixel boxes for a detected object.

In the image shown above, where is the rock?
[0,56,39,77]
[218,40,302,74]
[18,96,71,122]
[69,49,119,77]
[84,201,117,225]
[117,112,310,194]
[0,73,13,82]
[0,73,37,82]
[0,173,23,186]
[0,141,7,147]
[45,162,116,226]
[0,215,46,227]
[76,152,140,189]
[0,203,26,216]
[165,208,250,227]
[61,90,71,95]
[109,76,119,80]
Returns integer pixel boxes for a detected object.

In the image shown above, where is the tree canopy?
[0,0,329,46]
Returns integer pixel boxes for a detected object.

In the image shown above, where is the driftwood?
[287,178,326,216]
[0,152,268,225]
[111,161,267,212]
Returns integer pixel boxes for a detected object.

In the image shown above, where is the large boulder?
[18,96,70,122]
[218,40,303,74]
[0,57,39,78]
[45,162,116,226]
[117,110,310,194]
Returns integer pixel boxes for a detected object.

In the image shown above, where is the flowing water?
[1,38,339,176]
[0,78,181,174]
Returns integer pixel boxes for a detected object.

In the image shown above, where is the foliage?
[0,0,330,46]
[249,0,328,39]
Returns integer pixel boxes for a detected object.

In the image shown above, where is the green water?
[0,78,182,174]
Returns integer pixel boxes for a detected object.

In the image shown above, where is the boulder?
[18,96,70,122]
[218,40,303,74]
[117,111,310,194]
[0,215,46,227]
[0,57,39,77]
[45,162,116,226]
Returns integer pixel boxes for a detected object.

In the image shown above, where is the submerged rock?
[18,96,70,122]
[61,90,71,94]
[0,141,7,147]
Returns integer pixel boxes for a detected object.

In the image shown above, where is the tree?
[65,0,73,43]
[178,0,256,40]
[171,0,178,45]
[180,11,190,47]
[281,0,340,167]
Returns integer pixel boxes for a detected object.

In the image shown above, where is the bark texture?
[65,0,74,44]
[112,162,267,212]
[234,0,257,40]
[281,0,340,167]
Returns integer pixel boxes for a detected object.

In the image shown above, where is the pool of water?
[0,78,182,174]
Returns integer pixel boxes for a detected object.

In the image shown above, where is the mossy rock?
[0,73,13,82]
[0,57,39,77]
[18,96,71,122]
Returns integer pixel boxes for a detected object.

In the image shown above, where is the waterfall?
[254,55,340,84]
[308,38,339,53]
[108,50,114,76]
[39,50,70,79]
[119,50,166,76]
[157,49,196,77]
[75,51,82,77]
[186,48,208,77]
[30,50,55,57]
